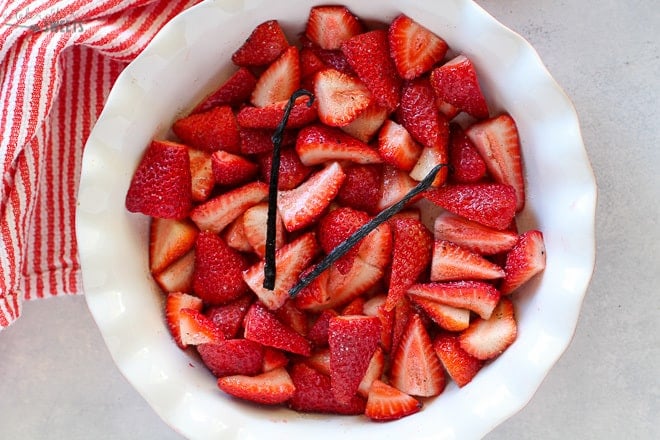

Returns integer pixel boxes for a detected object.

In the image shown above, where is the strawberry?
[239,127,297,155]
[295,124,382,165]
[178,307,224,347]
[190,181,268,234]
[125,140,192,219]
[307,309,338,347]
[321,255,385,312]
[305,5,363,50]
[363,295,395,352]
[312,48,355,76]
[275,300,308,336]
[206,295,253,339]
[165,292,203,349]
[342,298,367,317]
[172,106,240,154]
[262,347,289,372]
[356,221,393,270]
[257,147,312,191]
[424,183,517,230]
[187,148,215,202]
[407,280,501,320]
[357,347,385,398]
[377,119,423,172]
[236,96,318,129]
[328,315,381,404]
[341,30,402,112]
[336,164,382,215]
[243,233,320,310]
[306,349,331,376]
[192,67,257,113]
[390,313,445,397]
[251,46,301,108]
[149,217,198,275]
[384,217,434,311]
[500,230,546,294]
[388,14,448,80]
[241,202,285,258]
[153,250,195,294]
[300,47,326,79]
[197,339,264,377]
[459,297,517,360]
[293,263,331,311]
[223,214,253,253]
[465,114,525,211]
[288,362,366,415]
[436,97,461,120]
[448,123,487,183]
[433,335,483,387]
[243,303,312,356]
[431,239,505,281]
[376,165,418,211]
[433,211,519,255]
[409,296,470,331]
[192,231,249,306]
[339,103,389,143]
[277,161,346,232]
[217,367,295,405]
[317,206,371,275]
[313,68,373,127]
[365,379,422,422]
[231,20,289,67]
[430,55,489,119]
[210,150,258,187]
[391,297,414,356]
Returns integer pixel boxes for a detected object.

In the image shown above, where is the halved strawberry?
[192,67,257,113]
[339,103,388,143]
[241,202,285,258]
[388,14,448,80]
[293,263,331,311]
[431,239,505,281]
[336,164,383,215]
[376,165,418,211]
[172,106,240,154]
[409,296,470,331]
[305,5,363,50]
[187,148,215,202]
[236,96,318,129]
[318,207,371,275]
[357,347,385,398]
[500,230,546,294]
[433,211,519,255]
[424,183,517,230]
[257,147,312,190]
[243,303,312,356]
[448,123,487,183]
[407,280,501,320]
[277,161,346,232]
[465,114,525,211]
[231,20,289,67]
[251,46,301,108]
[205,295,253,339]
[321,253,385,312]
[377,119,423,172]
[433,335,483,387]
[296,124,382,165]
[125,140,192,219]
[430,55,489,119]
[459,297,517,360]
[165,292,203,349]
[365,379,422,422]
[179,307,224,347]
[217,367,295,405]
[390,313,445,397]
[313,68,373,127]
[192,231,249,305]
[197,339,264,377]
[149,217,198,275]
[223,214,252,253]
[210,150,258,187]
[153,250,195,293]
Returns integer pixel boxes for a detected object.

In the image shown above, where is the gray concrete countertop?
[1,1,658,438]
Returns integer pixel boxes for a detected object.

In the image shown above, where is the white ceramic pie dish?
[76,0,597,438]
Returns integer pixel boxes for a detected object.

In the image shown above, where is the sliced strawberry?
[357,347,385,398]
[262,347,289,372]
[307,309,338,347]
[300,47,326,79]
[251,46,301,108]
[465,114,525,211]
[430,55,489,119]
[172,106,240,154]
[409,296,470,331]
[340,102,389,143]
[305,5,363,50]
[317,207,370,275]
[236,96,318,129]
[384,217,433,312]
[295,124,382,166]
[376,165,418,211]
[312,48,355,75]
[293,263,331,311]
[242,232,320,310]
[433,335,483,387]
[363,295,394,352]
[165,292,203,349]
[275,300,308,336]
[243,303,312,356]
[390,313,445,397]
[356,221,393,270]
[241,202,285,258]
[459,297,517,360]
[341,30,402,112]
[306,348,331,376]
[409,145,450,186]
[448,123,487,183]
[239,127,297,155]
[377,119,423,172]
[223,214,253,253]
[407,280,501,320]
[322,256,385,312]
[436,97,461,120]
[179,308,224,347]
[231,20,289,67]
[125,140,192,219]
[153,250,195,294]
[424,183,517,230]
[336,164,383,215]
[210,150,258,187]
[190,181,268,233]
[388,14,448,80]
[257,147,312,190]
[197,339,264,377]
[391,297,414,356]
[277,161,346,232]
[365,379,422,422]
[192,67,257,113]
[187,148,215,202]
[217,367,295,405]
[328,315,381,404]
[313,68,373,127]
[192,231,249,305]
[500,230,546,294]
[149,217,198,275]
[341,297,365,316]
[431,239,505,281]
[433,211,519,255]
[206,295,253,339]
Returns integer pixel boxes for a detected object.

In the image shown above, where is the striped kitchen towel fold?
[0,0,201,330]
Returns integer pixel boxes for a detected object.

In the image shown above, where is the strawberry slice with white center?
[178,307,224,347]
[243,303,312,356]
[251,46,301,108]
[305,5,363,50]
[434,211,519,255]
[376,165,418,211]
[217,367,295,405]
[465,114,526,211]
[407,280,501,320]
[165,292,203,349]
[388,14,448,80]
[431,239,505,282]
[378,119,423,172]
[339,102,388,143]
[357,347,385,398]
[500,230,546,294]
[409,296,470,331]
[153,250,195,294]
[149,217,198,275]
[187,148,214,202]
[430,55,489,119]
[241,202,285,258]
[459,297,517,360]
[223,214,252,253]
[365,379,422,422]
[313,68,373,127]
[433,335,484,387]
[295,124,382,165]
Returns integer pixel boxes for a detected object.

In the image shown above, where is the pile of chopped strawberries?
[124,5,547,422]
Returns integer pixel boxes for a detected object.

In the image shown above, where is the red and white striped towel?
[0,0,201,329]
